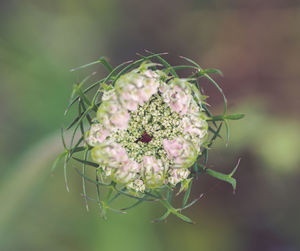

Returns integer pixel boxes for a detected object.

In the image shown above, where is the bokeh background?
[0,0,300,250]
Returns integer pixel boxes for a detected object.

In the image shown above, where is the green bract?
[54,53,244,223]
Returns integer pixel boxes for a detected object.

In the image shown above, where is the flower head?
[57,55,243,223]
[88,64,208,192]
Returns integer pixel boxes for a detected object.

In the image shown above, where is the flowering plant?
[53,52,244,223]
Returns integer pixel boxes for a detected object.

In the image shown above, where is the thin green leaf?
[99,56,113,72]
[145,51,178,77]
[206,168,236,191]
[71,145,86,154]
[75,85,91,107]
[230,158,241,177]
[82,149,89,211]
[182,180,192,207]
[103,60,133,83]
[66,111,85,130]
[78,100,85,136]
[74,168,111,186]
[173,211,194,224]
[225,113,245,120]
[80,101,92,125]
[179,55,201,68]
[72,157,99,168]
[208,114,245,121]
[208,122,223,147]
[51,151,67,173]
[202,104,217,128]
[152,211,170,223]
[70,60,103,72]
[208,126,222,139]
[65,60,133,115]
[64,79,104,116]
[167,189,173,203]
[187,82,204,107]
[111,52,168,86]
[166,65,198,72]
[180,56,227,115]
[120,199,145,211]
[69,107,92,149]
[69,136,84,156]
[182,194,204,210]
[204,74,227,115]
[63,154,70,192]
[69,72,96,107]
[107,207,127,214]
[70,57,114,73]
[95,169,103,216]
[143,191,161,199]
[60,127,67,150]
[203,68,223,76]
[204,148,208,165]
[113,186,154,201]
[107,191,122,204]
[80,194,97,202]
[224,119,230,146]
[70,138,84,155]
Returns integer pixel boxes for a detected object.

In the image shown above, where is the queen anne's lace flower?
[86,65,208,193]
[56,54,244,223]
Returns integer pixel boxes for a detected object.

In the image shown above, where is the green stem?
[104,187,114,203]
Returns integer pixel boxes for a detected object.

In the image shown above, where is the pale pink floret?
[127,179,145,193]
[159,83,168,93]
[181,113,208,148]
[97,100,130,131]
[108,143,129,164]
[91,142,129,169]
[119,86,140,111]
[86,124,110,146]
[163,139,182,158]
[143,70,159,79]
[163,138,196,168]
[117,70,160,112]
[168,168,190,186]
[113,159,140,184]
[138,79,160,102]
[161,82,192,116]
[182,117,205,137]
[143,156,163,172]
[102,89,118,102]
[142,156,165,187]
[110,110,130,130]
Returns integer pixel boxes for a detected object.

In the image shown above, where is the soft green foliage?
[53,52,244,223]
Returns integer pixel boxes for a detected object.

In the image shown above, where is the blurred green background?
[0,0,300,250]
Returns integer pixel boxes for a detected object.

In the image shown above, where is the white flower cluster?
[85,64,208,193]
